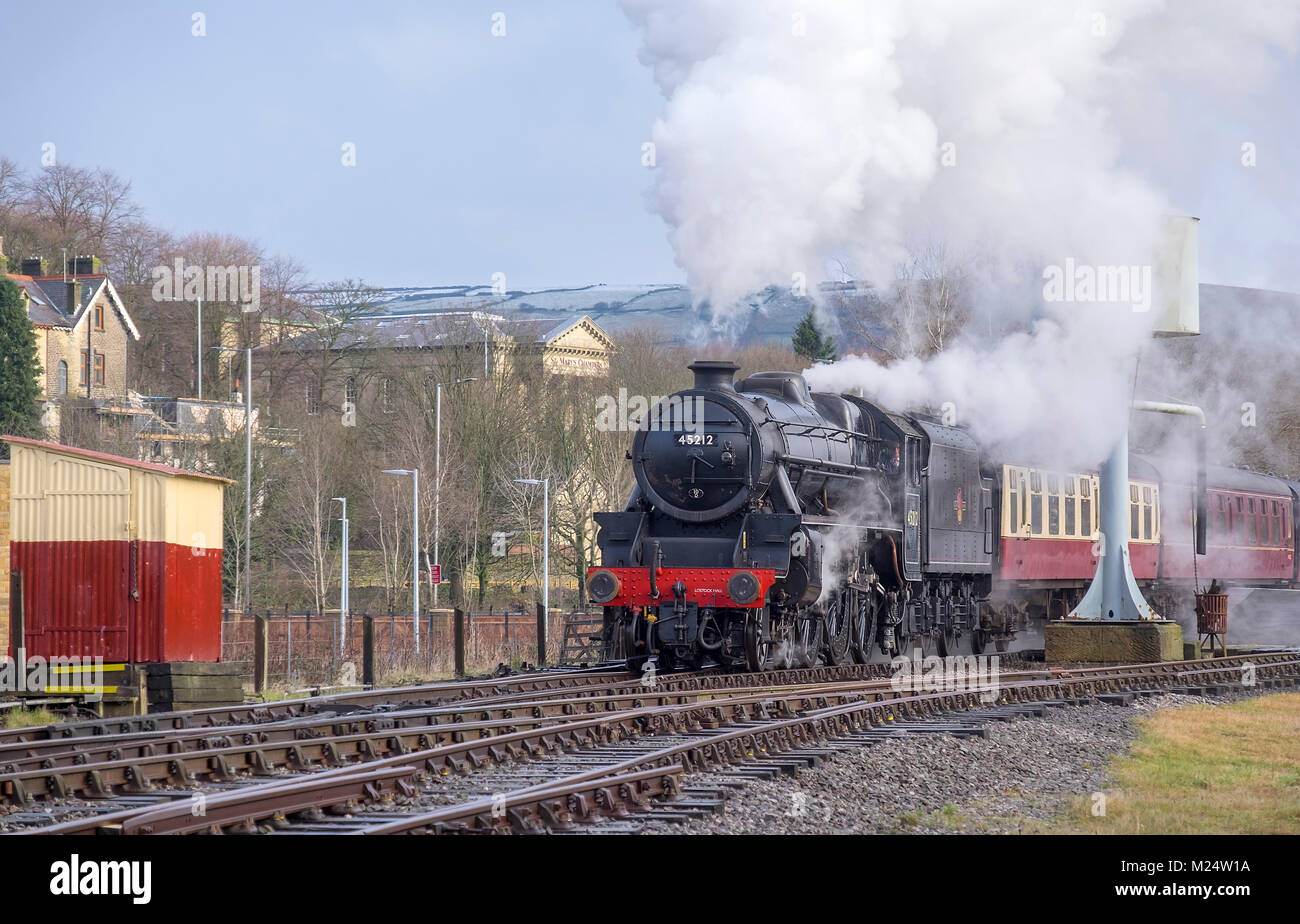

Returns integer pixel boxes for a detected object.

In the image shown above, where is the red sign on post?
[429,564,442,585]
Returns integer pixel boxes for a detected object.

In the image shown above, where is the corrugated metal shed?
[4,437,231,663]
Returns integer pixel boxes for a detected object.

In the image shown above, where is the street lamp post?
[434,377,475,608]
[332,496,348,654]
[514,477,549,658]
[382,468,420,653]
[214,345,252,612]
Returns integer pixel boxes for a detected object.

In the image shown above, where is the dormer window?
[94,304,104,330]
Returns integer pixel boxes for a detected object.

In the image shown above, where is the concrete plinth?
[1045,620,1184,663]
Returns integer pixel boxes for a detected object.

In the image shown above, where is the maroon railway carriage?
[989,453,1298,623]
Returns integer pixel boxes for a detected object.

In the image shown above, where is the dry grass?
[1,707,59,729]
[1053,693,1300,834]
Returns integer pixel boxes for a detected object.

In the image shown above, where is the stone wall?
[44,292,133,399]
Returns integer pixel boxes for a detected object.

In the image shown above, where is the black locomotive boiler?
[586,360,993,671]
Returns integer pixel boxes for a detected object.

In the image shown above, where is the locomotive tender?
[586,360,1299,671]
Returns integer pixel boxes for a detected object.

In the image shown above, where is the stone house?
[2,250,140,404]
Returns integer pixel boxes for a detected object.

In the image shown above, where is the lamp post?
[214,345,252,612]
[513,477,549,654]
[382,468,420,653]
[332,496,348,654]
[434,377,475,608]
[196,296,202,400]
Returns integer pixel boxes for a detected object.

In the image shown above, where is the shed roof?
[2,436,234,484]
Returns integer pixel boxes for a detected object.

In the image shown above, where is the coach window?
[1246,498,1258,544]
[1270,501,1282,546]
[1029,471,1044,535]
[1008,469,1021,535]
[1080,478,1093,537]
[1064,477,1077,536]
[1212,493,1225,538]
[1141,486,1153,540]
[1129,485,1140,540]
[1047,474,1061,535]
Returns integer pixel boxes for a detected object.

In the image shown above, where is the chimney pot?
[689,359,740,391]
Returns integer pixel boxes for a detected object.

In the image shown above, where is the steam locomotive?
[585,360,1299,671]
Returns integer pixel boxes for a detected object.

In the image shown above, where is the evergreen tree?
[792,309,837,362]
[0,277,44,457]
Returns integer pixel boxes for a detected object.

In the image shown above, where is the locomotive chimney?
[689,360,740,391]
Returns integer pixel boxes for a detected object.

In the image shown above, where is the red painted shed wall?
[8,539,222,662]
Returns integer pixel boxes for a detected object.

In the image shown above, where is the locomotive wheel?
[620,618,649,671]
[743,613,773,672]
[850,596,873,664]
[821,592,853,666]
[792,613,824,669]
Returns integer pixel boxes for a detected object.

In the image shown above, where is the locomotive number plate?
[675,434,715,445]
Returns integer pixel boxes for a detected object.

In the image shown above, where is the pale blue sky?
[1,0,1296,293]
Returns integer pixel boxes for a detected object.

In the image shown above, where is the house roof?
[32,274,102,314]
[275,313,614,353]
[1,436,234,484]
[8,276,70,328]
[14,273,141,340]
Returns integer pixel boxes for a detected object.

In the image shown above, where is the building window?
[94,352,105,386]
[381,377,393,414]
[345,376,358,404]
[80,350,89,386]
[306,384,321,415]
[56,361,68,394]
[94,304,104,331]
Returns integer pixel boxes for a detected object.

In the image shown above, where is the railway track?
[2,653,1295,835]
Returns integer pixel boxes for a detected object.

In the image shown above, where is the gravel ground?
[637,688,1261,835]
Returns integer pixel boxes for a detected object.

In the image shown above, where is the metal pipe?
[1131,400,1208,555]
[245,347,252,611]
[333,497,348,654]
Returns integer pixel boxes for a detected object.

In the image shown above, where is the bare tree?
[830,240,974,361]
[269,418,344,614]
[21,164,140,258]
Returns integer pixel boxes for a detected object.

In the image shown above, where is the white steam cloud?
[624,0,1299,466]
